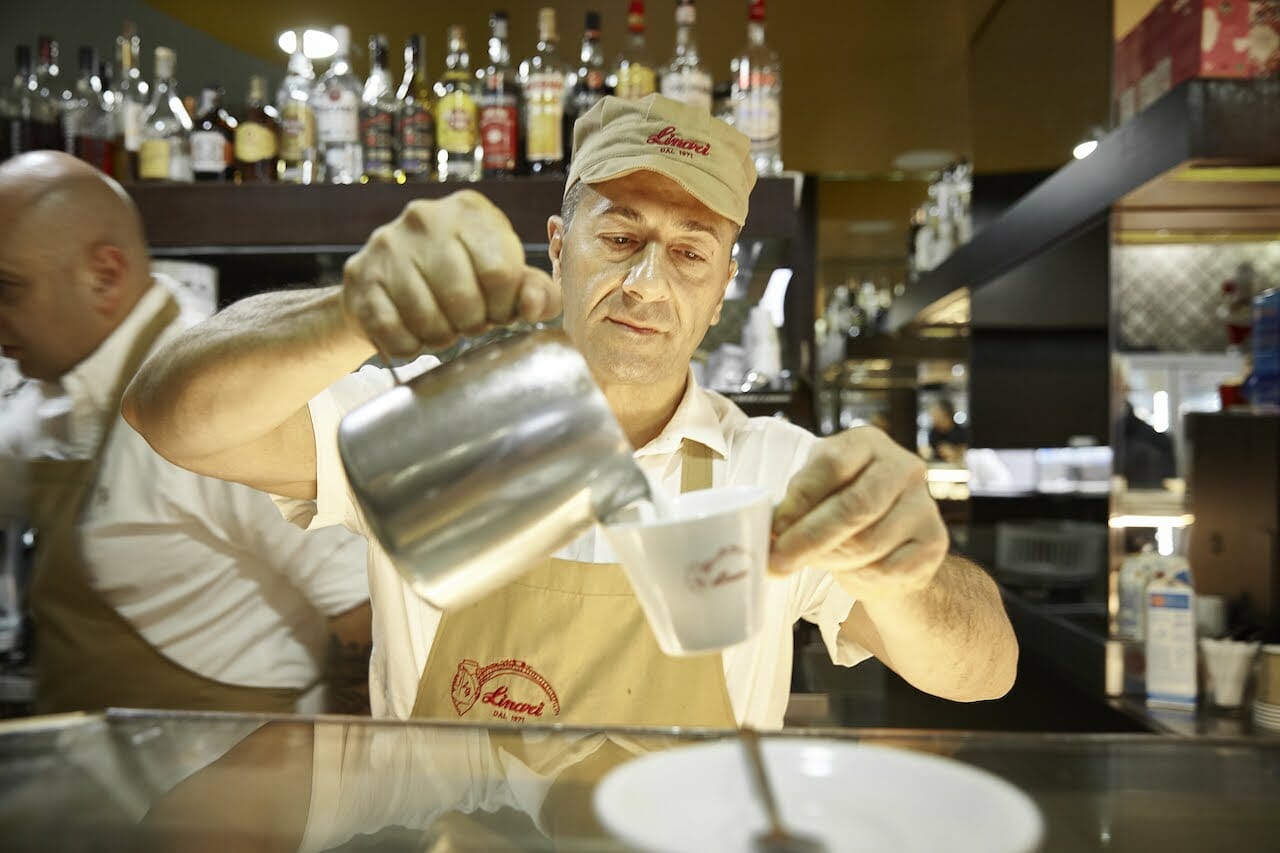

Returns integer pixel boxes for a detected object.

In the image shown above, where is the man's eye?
[680,250,705,262]
[604,236,634,248]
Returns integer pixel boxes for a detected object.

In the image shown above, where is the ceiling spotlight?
[277,28,338,60]
[1072,139,1099,160]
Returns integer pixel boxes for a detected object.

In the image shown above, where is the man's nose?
[621,242,671,301]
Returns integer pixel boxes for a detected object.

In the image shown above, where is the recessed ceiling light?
[278,28,338,59]
[891,149,956,171]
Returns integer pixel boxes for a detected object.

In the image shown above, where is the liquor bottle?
[311,25,363,184]
[613,1,656,100]
[396,34,435,183]
[659,0,712,111]
[0,58,12,160]
[277,29,315,184]
[519,8,569,176]
[731,0,783,176]
[361,34,397,183]
[478,12,519,178]
[138,46,193,182]
[68,47,114,174]
[9,46,49,157]
[236,75,279,183]
[33,36,69,151]
[191,86,235,181]
[566,11,607,161]
[113,21,148,180]
[433,26,479,182]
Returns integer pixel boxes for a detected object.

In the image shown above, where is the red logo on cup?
[646,125,712,156]
[450,658,561,720]
[686,544,751,592]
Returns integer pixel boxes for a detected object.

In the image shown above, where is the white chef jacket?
[277,359,869,728]
[0,278,369,693]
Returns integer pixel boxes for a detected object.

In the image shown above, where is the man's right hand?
[341,190,562,358]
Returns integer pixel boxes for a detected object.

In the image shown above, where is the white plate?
[593,738,1043,853]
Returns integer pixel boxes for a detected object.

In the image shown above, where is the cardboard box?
[1118,0,1279,120]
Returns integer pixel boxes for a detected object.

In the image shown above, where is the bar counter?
[1,709,1277,852]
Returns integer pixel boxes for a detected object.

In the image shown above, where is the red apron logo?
[686,544,751,592]
[450,658,562,721]
[646,125,712,157]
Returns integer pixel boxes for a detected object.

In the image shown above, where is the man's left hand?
[770,427,948,601]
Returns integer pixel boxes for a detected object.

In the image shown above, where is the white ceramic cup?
[604,485,772,656]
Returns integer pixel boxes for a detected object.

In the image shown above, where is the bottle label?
[435,91,477,154]
[524,72,564,162]
[615,64,656,99]
[280,101,315,161]
[360,109,394,178]
[399,106,435,174]
[660,69,712,110]
[734,91,780,146]
[121,100,144,151]
[190,129,230,173]
[236,122,279,163]
[479,103,518,171]
[323,144,363,182]
[313,88,359,144]
[139,138,171,179]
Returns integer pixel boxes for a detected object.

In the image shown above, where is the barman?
[124,96,1018,728]
[0,152,372,714]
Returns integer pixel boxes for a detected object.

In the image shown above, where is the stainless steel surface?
[741,727,827,853]
[338,329,651,610]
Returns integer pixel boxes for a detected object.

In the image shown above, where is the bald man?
[0,152,373,715]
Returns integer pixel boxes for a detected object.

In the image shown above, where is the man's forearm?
[847,555,1018,702]
[124,286,373,462]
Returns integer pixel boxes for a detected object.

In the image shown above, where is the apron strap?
[679,439,715,494]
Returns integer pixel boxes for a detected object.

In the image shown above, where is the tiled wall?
[1113,242,1280,352]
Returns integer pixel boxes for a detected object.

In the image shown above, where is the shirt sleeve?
[271,356,439,534]
[793,568,871,668]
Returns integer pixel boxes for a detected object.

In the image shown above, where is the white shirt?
[278,359,869,728]
[0,278,369,691]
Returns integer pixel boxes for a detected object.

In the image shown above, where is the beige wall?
[1115,0,1162,37]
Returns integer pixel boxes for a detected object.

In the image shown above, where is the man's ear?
[547,215,566,283]
[84,243,129,317]
[710,259,737,326]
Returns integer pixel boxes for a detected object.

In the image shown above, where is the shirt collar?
[635,369,730,460]
[60,279,169,418]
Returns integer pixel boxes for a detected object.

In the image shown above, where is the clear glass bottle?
[67,46,114,174]
[613,1,656,100]
[731,0,783,176]
[566,10,607,160]
[191,86,235,182]
[236,75,279,183]
[33,36,69,152]
[113,21,148,180]
[361,34,397,183]
[660,0,712,111]
[519,8,568,175]
[277,29,315,184]
[311,24,363,185]
[478,12,519,178]
[433,26,479,182]
[139,47,193,182]
[396,34,435,183]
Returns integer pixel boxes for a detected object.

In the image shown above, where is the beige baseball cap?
[565,94,758,227]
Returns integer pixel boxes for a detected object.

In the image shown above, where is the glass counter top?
[1,710,1278,852]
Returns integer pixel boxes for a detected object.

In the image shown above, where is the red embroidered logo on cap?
[646,125,712,157]
[451,658,562,722]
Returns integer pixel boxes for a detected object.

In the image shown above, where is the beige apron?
[27,294,301,714]
[411,440,736,728]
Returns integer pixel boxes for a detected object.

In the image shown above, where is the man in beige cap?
[126,96,1017,728]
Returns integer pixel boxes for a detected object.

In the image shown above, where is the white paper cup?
[604,485,771,656]
[1199,638,1260,709]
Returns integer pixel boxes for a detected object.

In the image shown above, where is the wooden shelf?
[887,78,1280,330]
[127,174,803,252]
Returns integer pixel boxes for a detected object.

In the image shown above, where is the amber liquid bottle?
[235,75,279,182]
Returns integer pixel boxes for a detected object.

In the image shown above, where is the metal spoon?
[740,728,827,853]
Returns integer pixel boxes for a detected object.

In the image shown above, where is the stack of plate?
[1253,700,1280,733]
